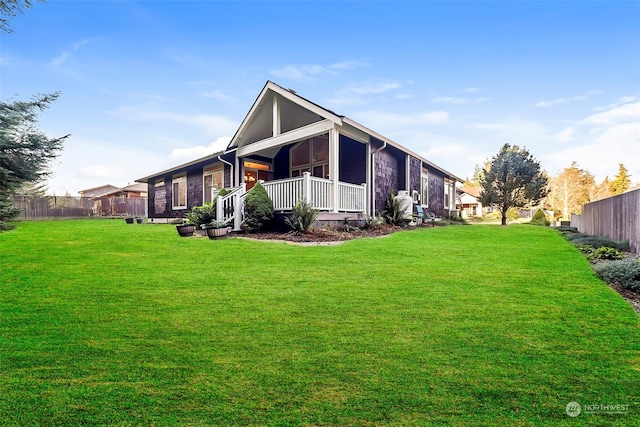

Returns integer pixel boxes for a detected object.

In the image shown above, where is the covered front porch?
[218,171,367,231]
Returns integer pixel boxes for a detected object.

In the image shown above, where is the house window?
[203,165,223,203]
[290,135,329,179]
[172,174,187,209]
[421,169,429,208]
[155,178,165,187]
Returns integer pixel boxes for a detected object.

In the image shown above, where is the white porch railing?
[338,181,367,212]
[219,173,366,232]
[262,172,366,213]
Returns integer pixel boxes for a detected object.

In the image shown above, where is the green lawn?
[1,220,638,426]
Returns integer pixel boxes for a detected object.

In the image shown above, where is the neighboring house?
[85,183,148,216]
[78,185,120,198]
[457,187,487,217]
[137,81,463,227]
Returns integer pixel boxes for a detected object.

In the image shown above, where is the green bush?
[566,234,629,251]
[242,182,274,233]
[362,215,383,230]
[487,207,520,223]
[587,247,624,261]
[529,209,550,226]
[185,202,216,228]
[593,258,640,293]
[284,199,318,233]
[382,193,405,226]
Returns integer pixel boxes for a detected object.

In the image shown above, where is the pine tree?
[0,93,68,230]
[479,144,548,225]
[610,163,631,195]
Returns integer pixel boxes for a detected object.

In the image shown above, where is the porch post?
[329,127,340,213]
[302,171,311,204]
[272,95,281,136]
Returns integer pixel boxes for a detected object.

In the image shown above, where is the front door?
[243,161,271,190]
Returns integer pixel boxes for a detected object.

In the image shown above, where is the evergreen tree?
[0,93,68,230]
[0,0,39,33]
[610,163,631,195]
[479,144,548,225]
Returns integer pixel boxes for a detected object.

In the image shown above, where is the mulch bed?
[238,224,403,244]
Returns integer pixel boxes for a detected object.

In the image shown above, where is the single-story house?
[137,81,463,228]
[457,186,488,218]
[88,183,148,216]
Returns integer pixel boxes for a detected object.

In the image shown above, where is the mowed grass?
[0,220,638,426]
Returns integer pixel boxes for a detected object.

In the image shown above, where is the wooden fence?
[571,188,640,254]
[10,196,147,219]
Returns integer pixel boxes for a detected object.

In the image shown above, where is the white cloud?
[326,81,403,106]
[200,90,232,100]
[542,101,640,181]
[111,105,238,137]
[270,61,367,81]
[534,90,602,108]
[51,38,93,67]
[353,109,451,128]
[432,96,489,105]
[170,136,231,160]
[349,81,402,95]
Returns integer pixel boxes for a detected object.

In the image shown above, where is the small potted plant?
[202,220,228,239]
[175,220,196,237]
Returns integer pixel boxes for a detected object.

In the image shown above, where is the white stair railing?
[216,185,246,230]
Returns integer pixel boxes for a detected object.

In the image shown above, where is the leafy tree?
[479,143,548,225]
[546,162,592,220]
[242,182,274,232]
[610,163,631,195]
[1,93,68,230]
[0,0,39,33]
[464,162,490,187]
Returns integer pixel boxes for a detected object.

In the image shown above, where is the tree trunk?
[501,207,508,225]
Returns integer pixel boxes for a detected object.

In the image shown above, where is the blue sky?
[1,0,639,195]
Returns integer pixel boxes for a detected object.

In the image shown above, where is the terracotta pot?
[176,224,196,237]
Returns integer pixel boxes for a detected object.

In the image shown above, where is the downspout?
[370,141,387,216]
[217,155,234,189]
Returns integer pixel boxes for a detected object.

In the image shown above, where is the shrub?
[185,202,216,228]
[242,182,274,233]
[487,207,520,223]
[362,215,383,230]
[587,247,624,261]
[593,259,640,293]
[284,199,318,233]
[382,193,405,226]
[574,243,595,255]
[529,209,550,226]
[567,234,629,251]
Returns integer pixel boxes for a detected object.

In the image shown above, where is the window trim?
[203,164,224,203]
[172,173,187,210]
[290,135,330,179]
[420,169,429,208]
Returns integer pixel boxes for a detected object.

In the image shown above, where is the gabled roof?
[227,81,343,150]
[460,187,482,198]
[226,81,463,182]
[78,184,119,197]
